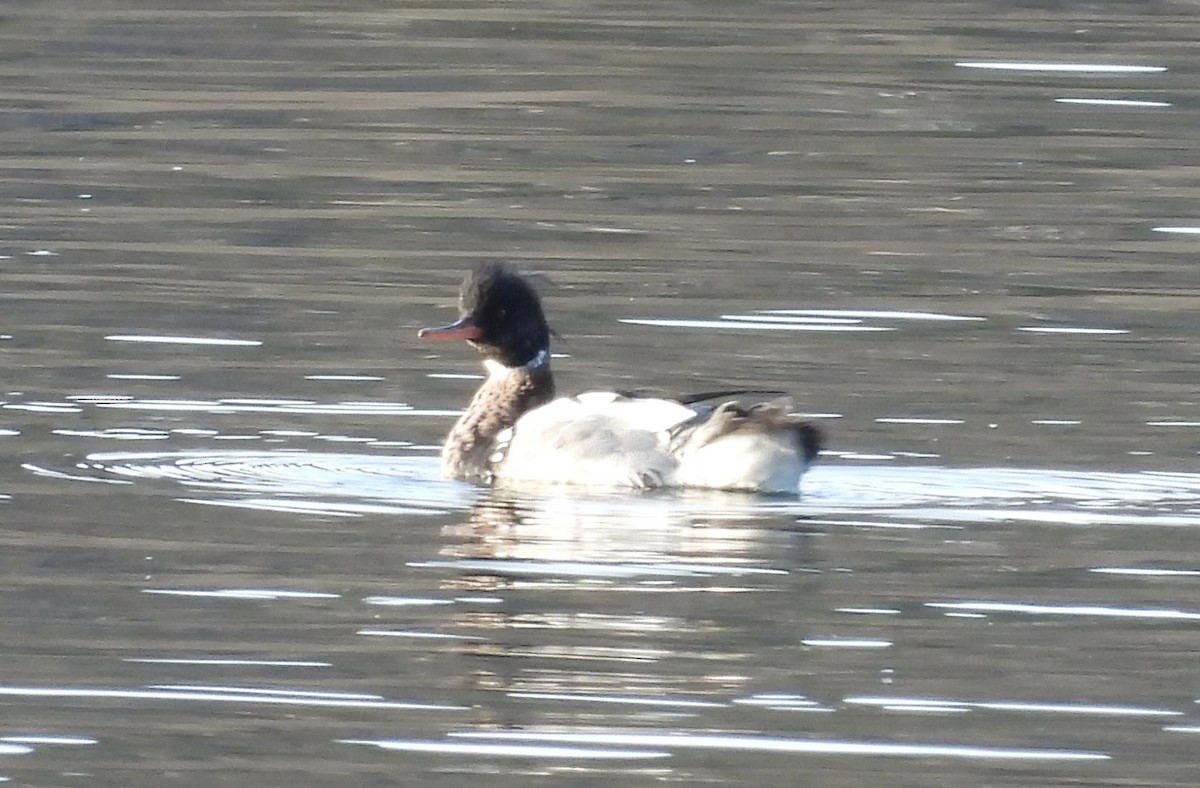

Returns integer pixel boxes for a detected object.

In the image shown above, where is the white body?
[493,391,806,493]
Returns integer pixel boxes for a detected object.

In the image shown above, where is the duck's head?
[418,263,551,368]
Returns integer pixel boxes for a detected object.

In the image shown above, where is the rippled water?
[3,1,1200,786]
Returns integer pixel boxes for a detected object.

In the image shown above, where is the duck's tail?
[667,398,823,493]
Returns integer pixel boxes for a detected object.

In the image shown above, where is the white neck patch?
[484,348,550,379]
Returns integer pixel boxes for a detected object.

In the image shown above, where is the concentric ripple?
[23,451,1200,525]
[798,465,1200,526]
[803,466,1200,509]
[25,451,472,517]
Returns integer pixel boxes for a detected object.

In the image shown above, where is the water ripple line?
[447,730,1109,761]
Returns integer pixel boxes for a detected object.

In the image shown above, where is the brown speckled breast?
[440,364,555,484]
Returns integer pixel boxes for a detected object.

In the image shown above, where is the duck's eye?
[496,308,507,319]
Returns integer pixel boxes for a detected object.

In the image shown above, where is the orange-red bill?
[417,316,482,341]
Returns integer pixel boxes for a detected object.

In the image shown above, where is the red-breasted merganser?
[418,263,822,493]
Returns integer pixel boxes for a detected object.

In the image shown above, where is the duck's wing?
[616,387,787,405]
[667,398,823,493]
[492,392,697,488]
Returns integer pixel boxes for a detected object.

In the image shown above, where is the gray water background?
[2,1,1200,785]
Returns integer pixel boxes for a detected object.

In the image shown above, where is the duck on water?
[418,263,822,493]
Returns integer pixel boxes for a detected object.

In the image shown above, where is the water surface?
[2,1,1200,786]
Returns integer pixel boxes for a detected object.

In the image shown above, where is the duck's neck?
[441,349,555,483]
